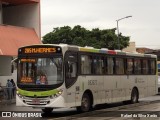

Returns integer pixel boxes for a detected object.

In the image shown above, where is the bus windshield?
[18,56,63,86]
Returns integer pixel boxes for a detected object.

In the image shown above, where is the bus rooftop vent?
[84,46,94,49]
[101,48,108,50]
[115,50,122,52]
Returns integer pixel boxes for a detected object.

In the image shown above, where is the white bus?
[16,44,158,113]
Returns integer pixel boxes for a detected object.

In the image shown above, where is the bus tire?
[131,88,139,104]
[77,93,91,112]
[42,108,53,113]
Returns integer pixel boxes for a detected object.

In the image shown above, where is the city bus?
[16,44,158,113]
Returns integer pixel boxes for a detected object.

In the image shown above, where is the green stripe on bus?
[80,48,99,53]
[17,89,59,97]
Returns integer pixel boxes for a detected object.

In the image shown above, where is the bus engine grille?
[23,98,50,105]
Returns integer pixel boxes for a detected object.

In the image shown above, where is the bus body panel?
[65,75,157,108]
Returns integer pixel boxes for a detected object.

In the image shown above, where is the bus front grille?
[23,98,50,105]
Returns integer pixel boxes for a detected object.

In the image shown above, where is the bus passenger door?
[64,51,79,107]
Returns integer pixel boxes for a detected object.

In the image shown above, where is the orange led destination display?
[21,77,33,83]
[21,59,36,63]
[24,48,56,54]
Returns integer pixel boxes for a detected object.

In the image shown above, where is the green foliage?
[42,25,130,50]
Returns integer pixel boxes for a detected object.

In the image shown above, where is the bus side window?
[66,61,77,78]
[115,58,124,74]
[94,57,104,75]
[104,57,108,74]
[134,59,142,74]
[158,63,160,73]
[81,55,92,74]
[65,51,78,88]
[126,58,133,74]
[150,60,156,75]
[142,59,149,74]
[107,57,114,74]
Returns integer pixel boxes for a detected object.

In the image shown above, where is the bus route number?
[88,80,97,85]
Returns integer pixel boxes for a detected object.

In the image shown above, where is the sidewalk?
[0,98,16,106]
[139,94,160,102]
[0,86,16,106]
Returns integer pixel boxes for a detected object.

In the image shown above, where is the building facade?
[0,0,41,86]
[122,42,136,53]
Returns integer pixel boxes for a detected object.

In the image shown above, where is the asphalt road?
[0,95,160,120]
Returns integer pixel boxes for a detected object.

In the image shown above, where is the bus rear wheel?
[77,93,91,112]
[42,108,53,113]
[131,88,138,104]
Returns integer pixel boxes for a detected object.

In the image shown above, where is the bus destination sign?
[25,48,56,53]
[19,46,62,54]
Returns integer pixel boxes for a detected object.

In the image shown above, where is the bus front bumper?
[16,94,66,108]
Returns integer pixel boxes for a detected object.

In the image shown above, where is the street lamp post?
[116,16,132,50]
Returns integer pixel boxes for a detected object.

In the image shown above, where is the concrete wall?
[0,70,17,86]
[0,2,2,24]
[123,42,136,53]
[0,56,12,76]
[0,56,17,86]
[3,3,40,37]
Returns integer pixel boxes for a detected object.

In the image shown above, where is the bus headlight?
[17,91,24,99]
[57,89,63,95]
[50,89,63,99]
[18,94,24,99]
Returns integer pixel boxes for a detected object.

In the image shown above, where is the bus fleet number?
[88,80,97,85]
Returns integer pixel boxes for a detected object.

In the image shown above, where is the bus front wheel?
[131,88,139,104]
[42,108,53,113]
[77,93,91,112]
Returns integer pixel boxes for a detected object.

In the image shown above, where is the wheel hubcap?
[132,91,137,103]
[82,97,89,110]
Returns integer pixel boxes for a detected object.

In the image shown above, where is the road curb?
[0,99,16,106]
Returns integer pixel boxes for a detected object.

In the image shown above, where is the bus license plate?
[32,99,40,104]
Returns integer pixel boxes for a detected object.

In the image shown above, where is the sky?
[41,0,160,49]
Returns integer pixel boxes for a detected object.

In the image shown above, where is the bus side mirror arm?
[11,64,14,73]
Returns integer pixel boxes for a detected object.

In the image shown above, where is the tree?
[42,25,130,50]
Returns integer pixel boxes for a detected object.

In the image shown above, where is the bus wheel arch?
[131,87,139,104]
[84,90,93,107]
[77,89,93,112]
